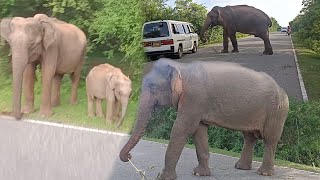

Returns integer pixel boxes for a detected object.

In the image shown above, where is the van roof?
[143,20,192,25]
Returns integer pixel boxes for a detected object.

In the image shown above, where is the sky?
[167,0,304,27]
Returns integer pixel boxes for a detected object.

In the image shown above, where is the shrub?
[144,99,320,167]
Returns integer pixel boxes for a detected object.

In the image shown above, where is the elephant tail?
[268,17,272,27]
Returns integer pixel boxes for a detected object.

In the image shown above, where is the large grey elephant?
[119,58,289,179]
[0,14,87,119]
[200,5,273,55]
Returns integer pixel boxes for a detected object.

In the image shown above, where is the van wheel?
[175,46,183,59]
[148,55,158,61]
[191,42,197,53]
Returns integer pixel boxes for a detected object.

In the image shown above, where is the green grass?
[142,137,320,173]
[0,52,140,134]
[292,35,320,101]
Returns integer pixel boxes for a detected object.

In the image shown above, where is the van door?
[187,24,198,46]
[174,23,188,51]
[182,24,192,50]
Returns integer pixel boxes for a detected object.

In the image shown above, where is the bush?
[144,99,320,167]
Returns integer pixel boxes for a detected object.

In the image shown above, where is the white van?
[142,20,199,61]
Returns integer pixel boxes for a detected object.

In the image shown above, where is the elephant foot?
[157,171,177,180]
[51,101,60,107]
[231,49,239,53]
[257,166,274,176]
[11,112,23,120]
[23,106,35,114]
[88,113,95,117]
[263,49,273,55]
[192,165,211,176]
[221,49,228,53]
[39,110,53,118]
[70,99,77,105]
[96,113,104,118]
[235,160,252,170]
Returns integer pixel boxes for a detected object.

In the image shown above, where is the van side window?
[189,24,195,33]
[171,24,178,34]
[183,24,190,34]
[176,24,185,34]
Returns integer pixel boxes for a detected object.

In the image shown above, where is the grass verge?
[292,35,320,101]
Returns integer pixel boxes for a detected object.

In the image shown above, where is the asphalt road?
[0,117,319,180]
[143,32,304,100]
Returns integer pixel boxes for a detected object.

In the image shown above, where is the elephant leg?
[39,64,56,117]
[260,31,273,55]
[22,63,36,114]
[51,74,63,107]
[159,111,200,180]
[235,131,257,170]
[112,99,120,122]
[229,33,239,53]
[87,95,95,117]
[221,29,229,53]
[192,123,211,176]
[95,98,104,118]
[70,62,84,105]
[258,115,286,176]
[106,96,115,123]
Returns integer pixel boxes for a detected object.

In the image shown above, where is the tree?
[269,17,281,32]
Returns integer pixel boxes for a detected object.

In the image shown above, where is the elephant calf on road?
[0,14,87,119]
[86,63,132,128]
[119,58,289,179]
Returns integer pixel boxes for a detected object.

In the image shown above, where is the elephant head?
[0,15,56,119]
[200,6,224,42]
[119,58,183,162]
[108,72,132,128]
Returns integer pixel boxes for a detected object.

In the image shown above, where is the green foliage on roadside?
[145,99,320,167]
[290,0,320,54]
[269,17,281,32]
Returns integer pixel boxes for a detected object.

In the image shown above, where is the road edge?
[290,34,309,101]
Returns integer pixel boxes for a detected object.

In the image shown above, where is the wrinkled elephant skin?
[119,58,289,179]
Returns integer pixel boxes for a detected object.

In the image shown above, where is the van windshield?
[143,22,169,38]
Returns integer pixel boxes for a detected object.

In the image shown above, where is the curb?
[0,115,130,137]
[290,34,308,101]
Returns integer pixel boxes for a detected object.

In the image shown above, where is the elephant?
[200,5,273,55]
[0,14,87,119]
[86,63,132,127]
[119,58,289,179]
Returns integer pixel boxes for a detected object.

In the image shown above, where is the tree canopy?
[290,0,320,54]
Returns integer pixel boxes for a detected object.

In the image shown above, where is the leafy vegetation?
[290,0,320,54]
[145,99,320,168]
[292,36,320,101]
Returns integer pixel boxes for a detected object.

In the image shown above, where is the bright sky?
[167,0,304,27]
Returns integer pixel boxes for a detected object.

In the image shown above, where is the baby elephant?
[86,63,132,127]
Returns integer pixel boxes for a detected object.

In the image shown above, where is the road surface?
[0,117,319,180]
[143,32,305,100]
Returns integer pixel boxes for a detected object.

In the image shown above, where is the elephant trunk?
[119,90,154,162]
[11,50,28,119]
[116,96,129,128]
[200,17,212,42]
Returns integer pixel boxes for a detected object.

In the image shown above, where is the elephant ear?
[40,21,56,50]
[215,7,223,23]
[108,74,119,90]
[0,18,13,43]
[169,65,183,108]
